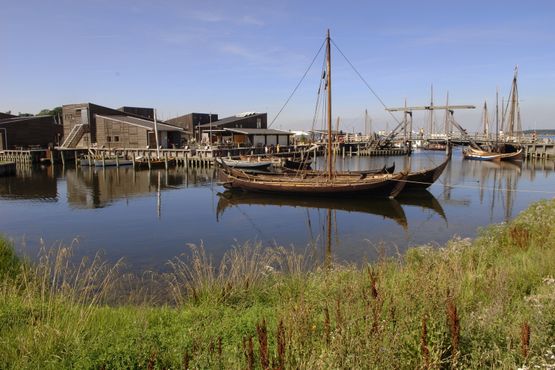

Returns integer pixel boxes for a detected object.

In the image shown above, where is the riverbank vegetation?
[1,199,554,369]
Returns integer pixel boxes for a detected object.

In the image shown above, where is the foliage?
[0,200,554,369]
[36,107,62,117]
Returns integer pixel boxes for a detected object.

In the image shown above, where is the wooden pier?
[523,143,555,159]
[0,149,47,164]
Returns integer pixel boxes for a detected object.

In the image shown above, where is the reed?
[421,315,430,370]
[521,321,531,358]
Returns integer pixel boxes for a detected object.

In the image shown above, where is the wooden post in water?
[60,150,66,167]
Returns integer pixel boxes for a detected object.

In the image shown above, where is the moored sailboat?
[217,30,408,198]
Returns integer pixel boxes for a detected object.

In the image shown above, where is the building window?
[107,136,112,142]
[114,136,120,142]
[257,118,261,128]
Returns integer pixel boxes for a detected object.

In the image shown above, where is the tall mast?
[364,109,368,136]
[444,92,449,136]
[507,66,519,138]
[430,84,434,136]
[495,87,499,146]
[482,100,489,137]
[403,98,408,141]
[326,29,333,178]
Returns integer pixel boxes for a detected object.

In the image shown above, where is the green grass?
[1,200,555,369]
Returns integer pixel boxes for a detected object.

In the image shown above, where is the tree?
[37,107,62,116]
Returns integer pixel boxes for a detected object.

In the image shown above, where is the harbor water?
[1,148,554,272]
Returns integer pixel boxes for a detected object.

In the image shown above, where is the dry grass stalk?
[421,315,430,370]
[447,296,460,356]
[521,321,530,358]
[182,350,190,370]
[324,306,331,345]
[335,296,343,330]
[147,351,157,370]
[217,336,223,368]
[243,336,255,370]
[256,319,270,369]
[509,225,530,250]
[276,319,286,370]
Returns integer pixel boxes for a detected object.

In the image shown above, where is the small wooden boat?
[283,157,313,170]
[220,158,273,170]
[423,142,447,151]
[463,147,523,162]
[403,156,450,190]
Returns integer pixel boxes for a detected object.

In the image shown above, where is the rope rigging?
[268,39,326,128]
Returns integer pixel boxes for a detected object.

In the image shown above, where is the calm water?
[1,148,554,271]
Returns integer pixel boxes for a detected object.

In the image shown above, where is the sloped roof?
[0,115,57,126]
[224,128,293,135]
[96,115,183,132]
[197,113,266,128]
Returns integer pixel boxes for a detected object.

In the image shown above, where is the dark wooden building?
[166,113,218,141]
[94,115,182,148]
[197,112,267,143]
[117,106,155,120]
[220,128,292,146]
[0,115,62,150]
[61,103,181,148]
[0,112,16,120]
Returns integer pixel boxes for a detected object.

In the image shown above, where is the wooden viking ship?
[217,30,407,198]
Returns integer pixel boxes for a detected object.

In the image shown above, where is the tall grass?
[1,199,555,368]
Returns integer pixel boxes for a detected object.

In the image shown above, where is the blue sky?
[1,0,554,133]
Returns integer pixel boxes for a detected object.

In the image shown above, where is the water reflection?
[216,190,409,229]
[65,166,214,209]
[0,165,57,201]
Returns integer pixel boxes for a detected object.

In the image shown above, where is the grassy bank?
[1,200,555,369]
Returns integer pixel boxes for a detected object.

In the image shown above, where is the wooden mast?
[482,100,489,137]
[495,87,499,147]
[507,66,519,138]
[326,29,333,178]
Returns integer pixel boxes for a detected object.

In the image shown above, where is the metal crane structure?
[378,104,476,148]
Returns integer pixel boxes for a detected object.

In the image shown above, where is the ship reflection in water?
[0,149,554,271]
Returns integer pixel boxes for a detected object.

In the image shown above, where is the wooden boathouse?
[0,115,62,150]
[61,103,183,149]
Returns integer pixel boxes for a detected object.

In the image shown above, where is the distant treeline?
[523,129,555,135]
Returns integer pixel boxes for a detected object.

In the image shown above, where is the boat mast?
[507,66,519,139]
[430,84,434,136]
[326,29,333,178]
[495,88,499,147]
[482,100,489,138]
